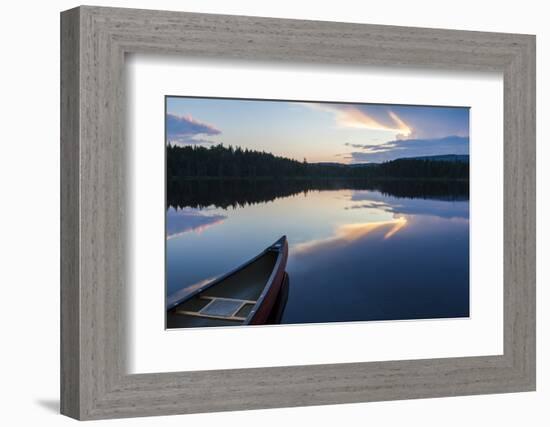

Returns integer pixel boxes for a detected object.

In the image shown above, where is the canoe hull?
[248,243,288,325]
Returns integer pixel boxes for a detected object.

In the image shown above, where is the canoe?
[167,236,288,328]
[266,272,290,325]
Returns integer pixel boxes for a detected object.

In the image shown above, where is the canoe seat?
[174,295,257,321]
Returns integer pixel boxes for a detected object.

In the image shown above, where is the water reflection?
[166,207,226,239]
[166,179,469,324]
[294,218,408,255]
[167,178,468,210]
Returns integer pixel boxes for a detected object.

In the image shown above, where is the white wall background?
[0,0,546,425]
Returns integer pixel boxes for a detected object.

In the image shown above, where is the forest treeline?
[166,144,469,181]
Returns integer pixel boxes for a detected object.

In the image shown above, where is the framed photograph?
[61,6,536,420]
[164,96,471,329]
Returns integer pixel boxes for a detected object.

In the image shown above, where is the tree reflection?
[167,178,469,210]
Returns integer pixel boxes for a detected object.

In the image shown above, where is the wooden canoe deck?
[174,295,256,322]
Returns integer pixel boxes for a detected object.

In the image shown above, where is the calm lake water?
[166,180,469,324]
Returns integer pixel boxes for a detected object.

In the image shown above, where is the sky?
[166,97,469,164]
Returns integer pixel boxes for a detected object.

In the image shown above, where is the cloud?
[345,135,469,163]
[297,102,469,142]
[166,113,221,145]
[345,142,399,153]
[300,103,412,138]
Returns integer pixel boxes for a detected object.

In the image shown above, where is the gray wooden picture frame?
[60,5,536,420]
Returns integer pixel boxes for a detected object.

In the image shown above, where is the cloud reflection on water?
[166,207,226,239]
[349,190,469,220]
[294,217,408,255]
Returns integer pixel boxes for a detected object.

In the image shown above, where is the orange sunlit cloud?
[336,108,412,137]
[299,103,413,138]
[388,111,413,138]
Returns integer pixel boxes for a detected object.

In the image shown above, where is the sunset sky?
[166,97,469,164]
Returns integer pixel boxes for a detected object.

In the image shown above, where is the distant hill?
[314,155,469,169]
[314,162,379,168]
[343,154,469,167]
[348,162,379,168]
[402,154,469,163]
[312,162,347,167]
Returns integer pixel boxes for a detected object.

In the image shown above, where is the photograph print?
[165,96,470,329]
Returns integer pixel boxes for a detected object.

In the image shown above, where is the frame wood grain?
[60,5,536,420]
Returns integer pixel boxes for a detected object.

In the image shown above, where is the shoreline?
[168,176,469,182]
